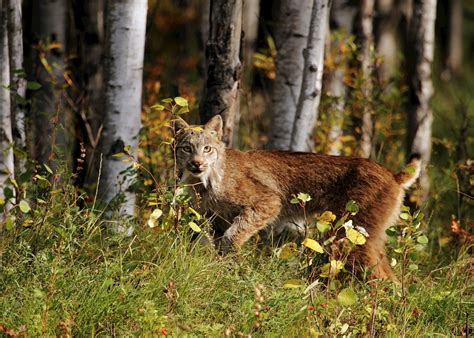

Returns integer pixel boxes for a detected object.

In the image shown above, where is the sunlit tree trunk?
[356,0,375,158]
[267,0,312,150]
[6,0,26,173]
[407,0,437,202]
[242,0,260,70]
[200,0,242,147]
[99,0,147,232]
[31,0,68,166]
[326,0,356,156]
[290,0,329,152]
[0,0,15,216]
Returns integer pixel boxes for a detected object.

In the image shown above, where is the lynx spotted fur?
[174,115,420,279]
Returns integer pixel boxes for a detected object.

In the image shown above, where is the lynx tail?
[395,154,422,189]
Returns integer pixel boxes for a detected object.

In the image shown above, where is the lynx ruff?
[174,115,421,279]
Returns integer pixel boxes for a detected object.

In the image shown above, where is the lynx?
[174,115,421,279]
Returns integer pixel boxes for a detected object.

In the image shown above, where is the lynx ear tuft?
[173,116,190,134]
[204,115,223,140]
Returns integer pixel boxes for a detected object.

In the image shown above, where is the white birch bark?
[242,0,260,69]
[6,0,26,173]
[200,0,242,147]
[357,0,375,158]
[290,0,329,152]
[31,0,68,166]
[267,0,313,150]
[0,0,15,215]
[327,0,356,156]
[99,0,147,231]
[407,0,437,201]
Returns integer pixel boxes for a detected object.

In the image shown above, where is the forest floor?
[0,187,472,336]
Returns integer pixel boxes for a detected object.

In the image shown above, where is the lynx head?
[174,115,225,184]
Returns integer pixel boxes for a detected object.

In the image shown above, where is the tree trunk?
[445,0,462,76]
[407,0,437,202]
[356,0,375,158]
[199,0,242,147]
[73,0,105,186]
[30,0,68,166]
[267,0,313,150]
[290,0,329,152]
[99,0,147,231]
[0,0,15,215]
[242,0,260,70]
[6,0,26,174]
[326,0,356,156]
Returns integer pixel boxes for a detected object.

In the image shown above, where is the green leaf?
[323,235,336,246]
[346,228,366,245]
[386,227,397,237]
[19,200,31,213]
[302,238,324,253]
[176,106,189,115]
[44,164,53,174]
[345,200,359,215]
[188,221,201,233]
[0,197,4,206]
[283,279,305,289]
[151,104,165,111]
[174,96,188,106]
[316,221,331,233]
[409,264,418,271]
[337,288,358,306]
[162,98,173,103]
[27,81,42,90]
[112,152,125,158]
[5,217,14,231]
[417,235,429,244]
[399,212,411,220]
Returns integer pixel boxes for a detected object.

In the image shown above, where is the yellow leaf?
[346,228,366,245]
[189,221,201,233]
[319,211,336,223]
[320,260,344,277]
[278,242,297,260]
[302,238,324,253]
[283,279,305,289]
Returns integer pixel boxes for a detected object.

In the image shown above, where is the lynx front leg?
[221,198,281,253]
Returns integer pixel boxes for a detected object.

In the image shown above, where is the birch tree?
[7,0,26,173]
[31,0,68,166]
[356,0,375,158]
[267,0,312,150]
[326,0,356,155]
[290,0,329,152]
[0,0,15,215]
[99,0,147,231]
[200,0,242,147]
[242,0,260,70]
[407,0,437,201]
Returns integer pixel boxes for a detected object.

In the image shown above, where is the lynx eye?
[203,146,211,153]
[182,146,192,153]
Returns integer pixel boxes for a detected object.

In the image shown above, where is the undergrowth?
[0,177,472,336]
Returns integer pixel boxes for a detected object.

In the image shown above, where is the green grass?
[0,187,472,336]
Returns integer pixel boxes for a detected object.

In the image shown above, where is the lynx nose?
[190,160,203,169]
